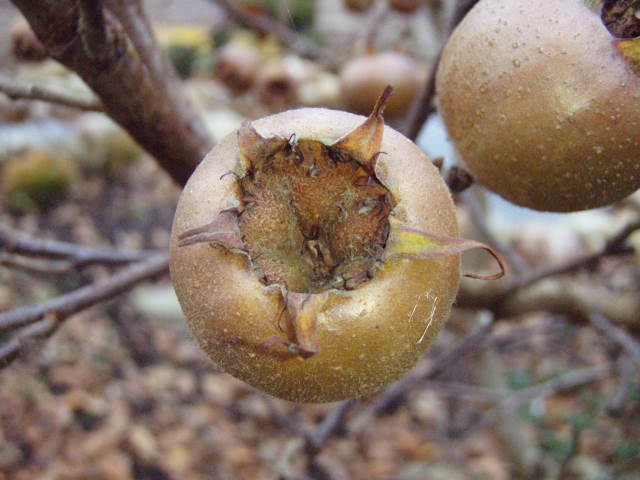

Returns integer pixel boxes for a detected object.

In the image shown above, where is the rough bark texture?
[10,0,213,185]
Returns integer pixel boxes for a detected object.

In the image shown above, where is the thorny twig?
[0,75,103,111]
[209,0,341,71]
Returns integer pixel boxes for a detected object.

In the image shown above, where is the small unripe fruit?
[170,90,502,402]
[436,0,640,212]
[340,52,424,119]
[387,0,422,13]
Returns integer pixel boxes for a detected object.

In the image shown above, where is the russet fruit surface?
[436,0,640,212]
[170,105,461,403]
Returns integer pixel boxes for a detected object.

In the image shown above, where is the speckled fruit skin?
[436,0,640,212]
[170,108,460,403]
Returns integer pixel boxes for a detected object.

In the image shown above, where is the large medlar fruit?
[170,89,502,403]
[436,0,640,212]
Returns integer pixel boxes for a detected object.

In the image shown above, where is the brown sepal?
[238,123,288,170]
[177,209,245,251]
[332,86,393,172]
[263,291,328,358]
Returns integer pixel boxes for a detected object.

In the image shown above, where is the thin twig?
[500,219,639,297]
[0,253,169,334]
[588,312,640,369]
[371,314,494,416]
[210,0,340,71]
[0,314,62,369]
[0,75,103,111]
[455,363,614,438]
[305,400,354,454]
[0,223,158,268]
[403,0,480,140]
[0,252,76,275]
[403,49,440,141]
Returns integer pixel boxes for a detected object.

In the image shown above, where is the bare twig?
[0,252,77,275]
[456,363,614,438]
[0,223,158,269]
[370,314,494,417]
[403,49,440,141]
[0,314,62,369]
[403,0,480,140]
[305,400,355,454]
[588,312,640,368]
[210,0,340,71]
[0,75,103,111]
[0,253,169,334]
[501,219,640,297]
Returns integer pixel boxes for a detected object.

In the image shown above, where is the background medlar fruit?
[340,52,424,120]
[169,91,489,403]
[436,0,640,212]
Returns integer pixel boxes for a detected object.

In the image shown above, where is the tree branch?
[10,0,213,185]
[0,253,169,334]
[0,75,103,111]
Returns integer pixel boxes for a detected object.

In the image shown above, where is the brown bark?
[10,0,213,185]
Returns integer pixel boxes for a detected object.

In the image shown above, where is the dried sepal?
[263,291,327,358]
[332,85,394,172]
[601,0,640,38]
[238,123,288,171]
[177,209,245,252]
[385,219,506,280]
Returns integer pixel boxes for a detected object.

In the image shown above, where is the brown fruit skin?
[170,108,460,403]
[436,0,640,212]
[340,52,425,119]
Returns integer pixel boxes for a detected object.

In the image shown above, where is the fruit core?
[237,129,395,293]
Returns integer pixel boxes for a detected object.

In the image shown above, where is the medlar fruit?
[340,52,425,120]
[170,89,502,403]
[436,0,640,212]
